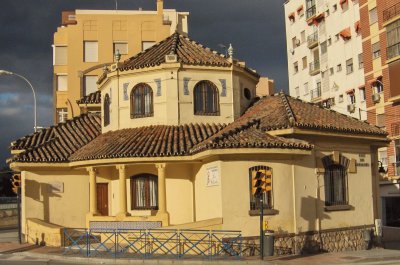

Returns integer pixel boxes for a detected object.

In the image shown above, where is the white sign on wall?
[206,166,219,187]
[49,182,64,193]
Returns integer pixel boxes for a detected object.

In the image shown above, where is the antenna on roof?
[115,0,118,10]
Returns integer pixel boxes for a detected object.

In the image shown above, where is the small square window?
[304,82,309,95]
[372,42,381,59]
[335,34,340,41]
[321,41,327,54]
[346,58,353,74]
[301,31,306,43]
[337,64,342,72]
[328,38,332,46]
[369,8,377,25]
[333,4,338,12]
[295,86,300,97]
[84,41,98,62]
[329,67,334,75]
[294,61,299,74]
[302,56,308,69]
[339,94,344,102]
[358,54,364,69]
[359,88,366,101]
[113,42,128,56]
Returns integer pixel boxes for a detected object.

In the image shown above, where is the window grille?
[194,81,220,115]
[130,83,154,118]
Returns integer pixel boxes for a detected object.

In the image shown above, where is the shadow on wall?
[298,196,330,254]
[25,179,61,223]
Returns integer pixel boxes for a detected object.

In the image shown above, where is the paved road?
[0,229,18,243]
[0,253,398,265]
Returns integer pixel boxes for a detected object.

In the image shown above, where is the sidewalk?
[3,245,400,265]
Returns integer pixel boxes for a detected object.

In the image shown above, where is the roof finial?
[228,43,233,58]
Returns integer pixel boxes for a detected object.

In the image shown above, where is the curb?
[14,251,271,265]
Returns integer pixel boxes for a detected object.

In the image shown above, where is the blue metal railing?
[63,228,245,259]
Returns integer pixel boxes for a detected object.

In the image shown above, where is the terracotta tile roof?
[191,120,313,154]
[69,123,225,161]
[119,32,236,71]
[237,93,387,136]
[9,93,386,164]
[76,91,101,105]
[10,113,101,163]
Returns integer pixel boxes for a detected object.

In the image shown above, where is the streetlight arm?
[0,70,37,132]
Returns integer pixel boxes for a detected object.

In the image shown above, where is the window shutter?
[57,75,68,91]
[84,76,98,95]
[84,41,98,62]
[114,42,128,55]
[54,46,67,65]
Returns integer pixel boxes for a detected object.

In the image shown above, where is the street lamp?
[0,70,37,132]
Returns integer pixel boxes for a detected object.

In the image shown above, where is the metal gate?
[63,228,246,259]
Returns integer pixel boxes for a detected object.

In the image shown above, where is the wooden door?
[96,183,109,216]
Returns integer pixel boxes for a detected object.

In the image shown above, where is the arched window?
[130,83,153,118]
[130,174,158,210]
[104,94,110,126]
[324,164,348,206]
[193,81,220,115]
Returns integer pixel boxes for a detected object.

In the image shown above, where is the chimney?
[157,0,164,16]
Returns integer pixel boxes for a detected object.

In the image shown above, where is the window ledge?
[249,209,279,216]
[324,205,353,212]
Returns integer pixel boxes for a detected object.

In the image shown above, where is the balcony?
[309,60,320,75]
[307,32,319,49]
[387,42,400,61]
[311,86,321,100]
[306,5,316,20]
[383,3,400,23]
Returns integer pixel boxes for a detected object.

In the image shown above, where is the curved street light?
[0,70,37,132]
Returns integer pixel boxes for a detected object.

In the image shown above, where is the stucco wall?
[22,169,89,234]
[193,161,223,222]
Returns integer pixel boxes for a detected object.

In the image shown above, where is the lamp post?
[0,70,37,132]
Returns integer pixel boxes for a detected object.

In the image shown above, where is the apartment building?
[284,0,367,120]
[359,0,400,228]
[53,0,189,122]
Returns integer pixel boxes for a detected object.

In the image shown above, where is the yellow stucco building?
[53,0,189,123]
[10,32,388,254]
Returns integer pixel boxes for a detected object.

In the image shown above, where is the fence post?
[87,229,90,257]
[115,229,118,258]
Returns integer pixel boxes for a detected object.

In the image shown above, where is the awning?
[339,27,351,39]
[308,13,325,26]
[346,88,355,94]
[297,5,304,13]
[340,0,348,7]
[288,12,295,20]
[358,84,366,89]
[354,21,361,33]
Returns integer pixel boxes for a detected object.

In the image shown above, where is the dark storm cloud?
[0,0,288,167]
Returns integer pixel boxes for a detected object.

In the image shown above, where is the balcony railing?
[387,42,400,60]
[383,2,400,23]
[306,5,316,20]
[311,86,321,100]
[309,60,320,75]
[307,32,319,48]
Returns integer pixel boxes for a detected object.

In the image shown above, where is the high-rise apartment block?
[53,0,189,122]
[284,0,367,120]
[359,0,400,227]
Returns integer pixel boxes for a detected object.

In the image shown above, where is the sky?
[0,0,288,167]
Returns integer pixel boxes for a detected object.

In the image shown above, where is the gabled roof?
[10,114,101,163]
[77,91,101,105]
[119,32,232,71]
[234,93,387,136]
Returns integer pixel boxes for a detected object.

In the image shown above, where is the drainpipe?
[291,164,298,253]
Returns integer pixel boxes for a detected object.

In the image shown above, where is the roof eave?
[268,127,389,143]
